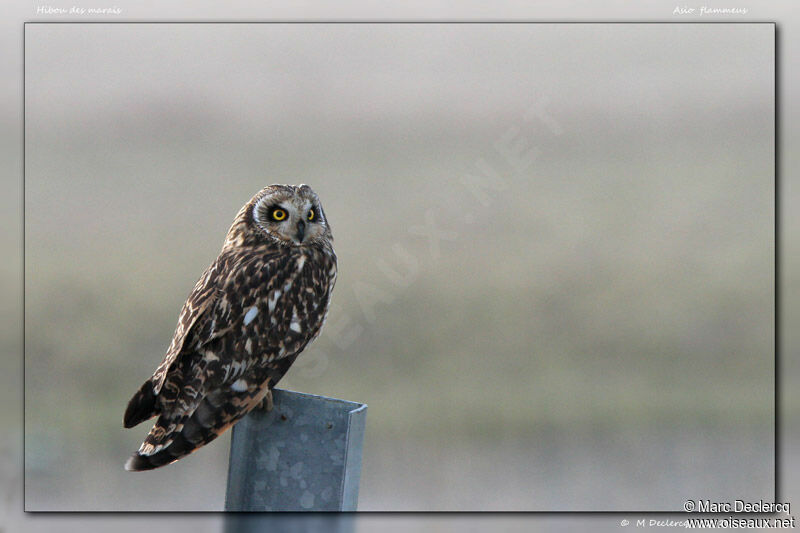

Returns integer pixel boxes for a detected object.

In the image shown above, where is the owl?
[123,184,337,471]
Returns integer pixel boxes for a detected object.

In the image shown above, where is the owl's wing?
[151,260,226,394]
[124,249,296,471]
[123,254,228,429]
[123,249,287,429]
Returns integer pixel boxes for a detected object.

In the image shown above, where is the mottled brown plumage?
[123,184,337,471]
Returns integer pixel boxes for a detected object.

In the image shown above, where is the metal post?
[224,388,367,512]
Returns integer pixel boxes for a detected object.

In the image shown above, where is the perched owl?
[123,184,337,471]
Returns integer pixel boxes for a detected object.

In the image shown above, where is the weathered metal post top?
[225,389,367,512]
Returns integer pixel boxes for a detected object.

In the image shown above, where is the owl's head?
[227,184,332,248]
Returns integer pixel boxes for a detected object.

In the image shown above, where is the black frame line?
[21,20,780,515]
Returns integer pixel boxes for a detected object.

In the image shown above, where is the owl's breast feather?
[223,247,334,363]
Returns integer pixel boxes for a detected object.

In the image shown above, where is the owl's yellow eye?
[307,209,315,221]
[271,208,287,221]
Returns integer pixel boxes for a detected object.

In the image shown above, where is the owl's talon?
[259,389,274,412]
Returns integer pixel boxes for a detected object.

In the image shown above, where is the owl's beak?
[295,220,306,243]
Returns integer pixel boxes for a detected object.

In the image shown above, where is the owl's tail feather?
[124,391,251,472]
[124,417,198,472]
[123,379,159,429]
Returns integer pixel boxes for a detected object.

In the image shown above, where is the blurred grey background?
[23,22,773,512]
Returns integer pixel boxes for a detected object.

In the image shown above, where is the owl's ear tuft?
[124,379,158,428]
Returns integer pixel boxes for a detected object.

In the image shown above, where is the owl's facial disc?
[252,185,329,246]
